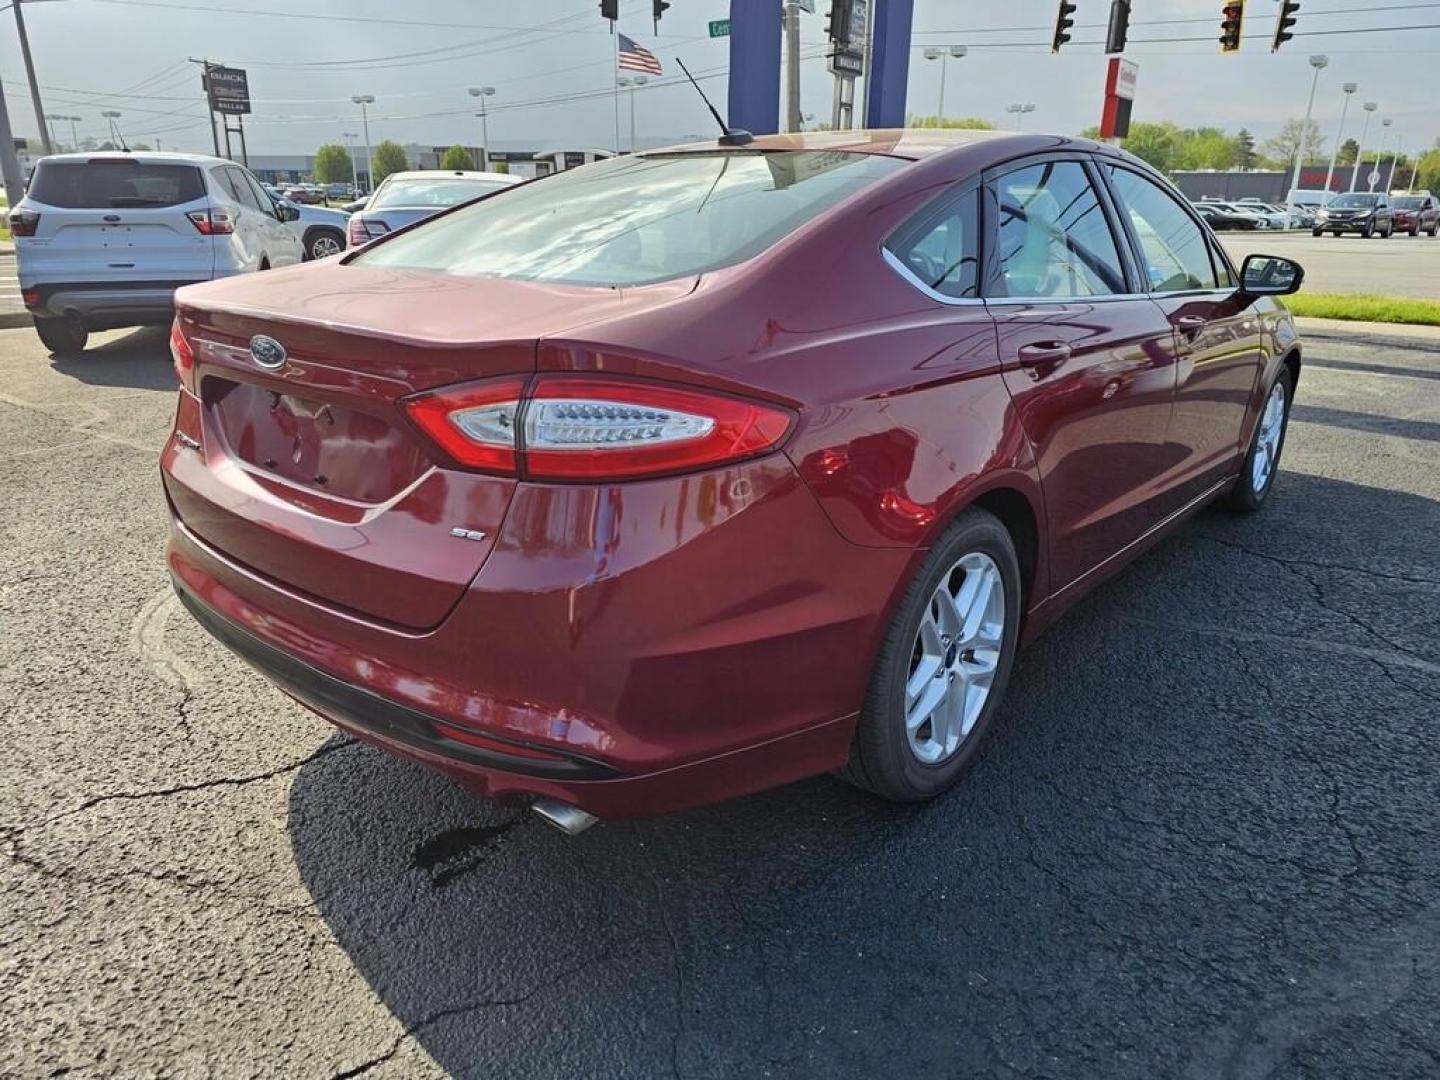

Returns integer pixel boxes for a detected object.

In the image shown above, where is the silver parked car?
[345,169,520,247]
[10,152,303,354]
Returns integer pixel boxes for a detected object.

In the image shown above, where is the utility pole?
[1284,54,1327,228]
[12,0,51,154]
[784,1,801,133]
[0,77,26,206]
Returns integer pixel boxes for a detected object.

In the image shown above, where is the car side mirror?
[274,201,300,223]
[1240,254,1303,296]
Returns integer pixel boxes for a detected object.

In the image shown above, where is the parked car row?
[1190,189,1439,239]
[1190,198,1315,230]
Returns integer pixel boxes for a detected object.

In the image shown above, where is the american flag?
[617,33,663,76]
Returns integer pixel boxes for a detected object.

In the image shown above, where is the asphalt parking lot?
[2,318,1438,1078]
[1220,230,1440,298]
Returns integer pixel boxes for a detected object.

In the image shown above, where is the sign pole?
[236,114,248,167]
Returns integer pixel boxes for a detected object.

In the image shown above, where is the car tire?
[1311,228,1323,237]
[838,507,1022,803]
[1227,365,1293,514]
[1361,222,1374,238]
[33,315,88,356]
[1410,227,1420,237]
[304,227,344,261]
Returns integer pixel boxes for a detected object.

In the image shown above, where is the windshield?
[1392,196,1425,209]
[1330,194,1380,208]
[369,178,510,210]
[355,151,906,287]
[28,160,205,208]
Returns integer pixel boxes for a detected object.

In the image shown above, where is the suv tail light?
[403,376,794,481]
[170,317,197,394]
[8,209,40,237]
[186,208,235,235]
[347,216,389,246]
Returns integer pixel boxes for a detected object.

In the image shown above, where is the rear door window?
[219,167,263,211]
[986,160,1127,298]
[884,187,979,299]
[27,160,205,208]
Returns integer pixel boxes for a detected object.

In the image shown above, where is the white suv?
[10,152,304,354]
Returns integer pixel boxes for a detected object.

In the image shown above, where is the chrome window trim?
[880,246,985,307]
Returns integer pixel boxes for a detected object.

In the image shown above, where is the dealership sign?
[1099,58,1138,140]
[203,66,251,116]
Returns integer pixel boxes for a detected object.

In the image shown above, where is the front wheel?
[304,227,344,261]
[1361,222,1375,238]
[839,508,1022,803]
[1311,228,1323,237]
[1228,367,1293,513]
[33,315,88,356]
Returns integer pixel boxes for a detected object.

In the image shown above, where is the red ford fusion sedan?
[161,130,1304,832]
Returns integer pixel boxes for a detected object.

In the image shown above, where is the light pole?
[13,0,51,154]
[1285,54,1327,228]
[783,0,802,132]
[351,94,374,193]
[1006,103,1035,131]
[618,76,648,152]
[1372,117,1392,192]
[101,110,123,149]
[43,112,59,152]
[1322,82,1356,197]
[468,86,495,171]
[923,46,967,123]
[65,114,81,150]
[341,131,360,193]
[1350,101,1378,192]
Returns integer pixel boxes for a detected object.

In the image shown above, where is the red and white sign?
[1100,58,1139,140]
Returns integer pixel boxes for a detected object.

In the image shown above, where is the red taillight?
[170,318,196,394]
[347,216,388,246]
[22,289,40,308]
[403,378,526,474]
[8,209,40,237]
[402,376,794,481]
[186,208,235,235]
[523,377,794,480]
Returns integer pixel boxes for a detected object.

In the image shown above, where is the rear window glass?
[355,151,906,287]
[28,160,205,208]
[1392,196,1425,209]
[369,178,510,210]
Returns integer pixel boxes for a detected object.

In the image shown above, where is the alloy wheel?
[1251,381,1287,493]
[904,552,1005,766]
[310,233,343,259]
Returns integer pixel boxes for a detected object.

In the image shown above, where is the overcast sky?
[2,0,1435,160]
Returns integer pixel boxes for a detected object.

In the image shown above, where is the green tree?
[371,140,408,184]
[906,115,996,130]
[1120,122,1183,173]
[439,144,473,170]
[1234,129,1257,170]
[1337,137,1359,166]
[1263,118,1324,166]
[1175,127,1239,171]
[1415,140,1440,193]
[313,143,352,185]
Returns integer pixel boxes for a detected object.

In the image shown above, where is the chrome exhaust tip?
[531,798,599,836]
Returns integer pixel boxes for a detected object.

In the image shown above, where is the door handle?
[1017,341,1072,372]
[1172,314,1208,334]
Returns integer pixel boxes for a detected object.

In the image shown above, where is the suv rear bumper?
[27,281,205,328]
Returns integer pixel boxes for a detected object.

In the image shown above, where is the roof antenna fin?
[675,58,753,147]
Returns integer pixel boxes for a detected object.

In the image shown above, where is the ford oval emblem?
[249,335,286,370]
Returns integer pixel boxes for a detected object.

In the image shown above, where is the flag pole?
[613,33,621,154]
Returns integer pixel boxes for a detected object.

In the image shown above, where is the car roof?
[379,170,519,183]
[36,151,236,168]
[644,127,1035,162]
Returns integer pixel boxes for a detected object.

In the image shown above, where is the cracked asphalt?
[2,318,1438,1079]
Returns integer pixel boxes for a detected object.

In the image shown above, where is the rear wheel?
[839,508,1022,803]
[33,315,88,356]
[304,227,344,261]
[1228,366,1293,513]
[1311,228,1323,237]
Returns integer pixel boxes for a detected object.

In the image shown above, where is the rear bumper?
[163,448,913,819]
[26,281,206,327]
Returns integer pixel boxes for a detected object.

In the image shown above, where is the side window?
[241,171,277,217]
[988,160,1126,299]
[1106,166,1218,292]
[1209,238,1235,288]
[884,187,978,299]
[221,167,262,212]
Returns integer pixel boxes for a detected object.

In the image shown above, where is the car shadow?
[48,326,176,391]
[287,472,1440,1078]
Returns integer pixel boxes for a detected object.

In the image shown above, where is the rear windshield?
[354,151,906,287]
[28,160,206,208]
[1392,196,1425,209]
[369,178,511,210]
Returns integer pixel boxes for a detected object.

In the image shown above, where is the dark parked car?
[1389,193,1439,237]
[1193,202,1261,231]
[162,131,1304,833]
[1313,192,1393,237]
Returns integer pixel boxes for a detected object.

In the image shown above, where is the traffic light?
[1272,1,1300,51]
[1106,0,1130,54]
[826,0,853,46]
[1219,1,1245,53]
[652,0,670,33]
[599,0,618,21]
[1052,1,1078,53]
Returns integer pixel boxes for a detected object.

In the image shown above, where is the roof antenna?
[675,58,753,147]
